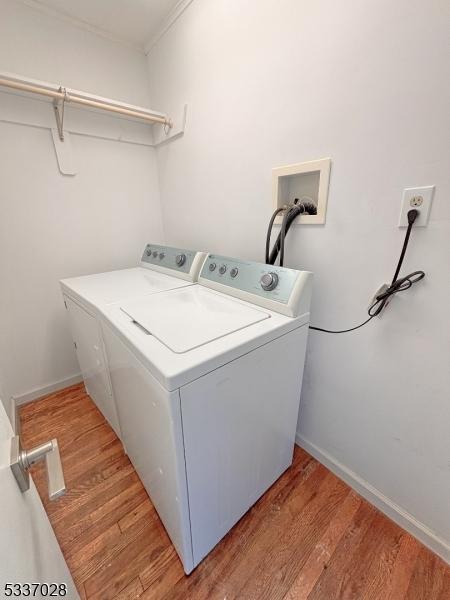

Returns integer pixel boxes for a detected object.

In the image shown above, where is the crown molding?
[144,0,195,55]
[15,0,145,53]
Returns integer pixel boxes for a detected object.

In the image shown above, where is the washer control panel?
[200,255,301,305]
[141,244,197,274]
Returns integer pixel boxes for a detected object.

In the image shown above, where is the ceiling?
[23,0,182,48]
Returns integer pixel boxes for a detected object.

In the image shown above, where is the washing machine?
[59,244,206,437]
[99,254,313,573]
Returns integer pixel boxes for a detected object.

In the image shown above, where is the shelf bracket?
[53,87,67,142]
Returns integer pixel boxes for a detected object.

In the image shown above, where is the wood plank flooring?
[20,383,450,600]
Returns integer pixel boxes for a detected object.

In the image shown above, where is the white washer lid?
[120,286,270,353]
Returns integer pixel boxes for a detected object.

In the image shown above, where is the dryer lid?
[61,268,190,306]
[120,286,270,353]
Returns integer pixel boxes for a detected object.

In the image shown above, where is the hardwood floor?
[20,383,450,600]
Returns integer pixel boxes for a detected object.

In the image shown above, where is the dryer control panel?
[199,255,313,318]
[141,244,206,282]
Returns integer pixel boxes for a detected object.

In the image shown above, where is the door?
[0,401,79,599]
[64,296,121,437]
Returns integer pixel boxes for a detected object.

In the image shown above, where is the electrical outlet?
[410,195,423,207]
[398,186,435,227]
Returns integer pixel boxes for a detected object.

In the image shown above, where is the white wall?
[0,0,151,106]
[147,0,450,559]
[0,0,164,414]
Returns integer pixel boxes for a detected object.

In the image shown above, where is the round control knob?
[230,267,239,278]
[209,262,216,271]
[146,248,152,256]
[260,272,279,291]
[219,265,227,275]
[159,252,165,259]
[152,251,158,258]
[175,253,186,267]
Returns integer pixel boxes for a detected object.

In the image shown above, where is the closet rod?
[0,77,171,127]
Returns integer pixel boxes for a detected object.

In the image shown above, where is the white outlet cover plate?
[398,185,435,227]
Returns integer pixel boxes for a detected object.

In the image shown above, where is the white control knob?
[260,272,279,291]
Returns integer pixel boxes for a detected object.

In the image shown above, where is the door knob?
[10,436,66,500]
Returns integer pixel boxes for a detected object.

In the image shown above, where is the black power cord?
[309,209,425,333]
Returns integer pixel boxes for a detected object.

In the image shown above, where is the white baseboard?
[9,397,20,435]
[296,433,450,565]
[13,373,83,407]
